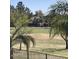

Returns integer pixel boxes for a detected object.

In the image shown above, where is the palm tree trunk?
[19,42,22,50]
[26,45,29,59]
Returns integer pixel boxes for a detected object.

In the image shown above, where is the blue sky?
[10,0,57,14]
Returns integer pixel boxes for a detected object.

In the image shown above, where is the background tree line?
[10,2,49,27]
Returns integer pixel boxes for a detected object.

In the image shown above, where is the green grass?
[26,27,50,33]
[10,27,50,34]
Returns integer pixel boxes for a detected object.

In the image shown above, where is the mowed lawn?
[11,27,68,58]
[10,27,50,34]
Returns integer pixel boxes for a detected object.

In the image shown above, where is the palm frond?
[15,34,35,47]
[26,36,35,47]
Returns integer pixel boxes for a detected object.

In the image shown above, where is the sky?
[10,0,57,14]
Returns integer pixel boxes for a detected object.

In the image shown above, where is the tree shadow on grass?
[41,48,67,53]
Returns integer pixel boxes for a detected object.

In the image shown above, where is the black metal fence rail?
[13,49,68,59]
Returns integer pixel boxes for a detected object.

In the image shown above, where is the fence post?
[46,54,47,59]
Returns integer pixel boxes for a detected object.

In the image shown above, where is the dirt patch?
[27,33,63,40]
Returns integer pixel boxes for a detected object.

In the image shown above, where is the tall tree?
[30,10,45,27]
[49,1,68,49]
[35,10,44,17]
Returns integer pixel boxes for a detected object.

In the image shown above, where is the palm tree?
[15,34,35,59]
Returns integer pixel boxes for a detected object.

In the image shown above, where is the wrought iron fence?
[13,49,67,59]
